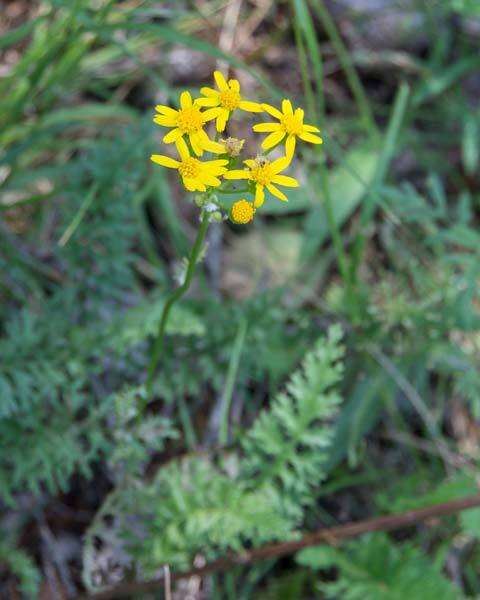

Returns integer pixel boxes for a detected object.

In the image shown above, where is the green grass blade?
[309,0,377,136]
[58,184,97,247]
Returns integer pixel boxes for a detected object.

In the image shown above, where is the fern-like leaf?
[241,325,344,515]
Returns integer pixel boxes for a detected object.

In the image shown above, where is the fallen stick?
[79,493,480,600]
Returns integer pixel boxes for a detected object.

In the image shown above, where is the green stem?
[145,211,210,401]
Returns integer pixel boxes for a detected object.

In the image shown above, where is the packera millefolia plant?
[146,71,323,393]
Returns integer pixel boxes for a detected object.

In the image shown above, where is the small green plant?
[298,534,459,599]
[146,71,323,403]
[83,327,345,581]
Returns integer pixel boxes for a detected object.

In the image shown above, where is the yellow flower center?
[178,157,201,179]
[249,158,273,185]
[231,199,255,224]
[219,89,241,111]
[281,113,303,136]
[176,106,203,133]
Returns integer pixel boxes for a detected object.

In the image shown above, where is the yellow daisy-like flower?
[224,155,299,207]
[231,199,255,224]
[154,91,225,157]
[253,99,323,159]
[151,138,228,192]
[196,71,263,133]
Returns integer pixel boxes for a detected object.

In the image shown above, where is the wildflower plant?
[147,70,322,394]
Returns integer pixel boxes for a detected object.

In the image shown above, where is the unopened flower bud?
[194,194,206,207]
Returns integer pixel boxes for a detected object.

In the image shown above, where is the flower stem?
[145,211,210,402]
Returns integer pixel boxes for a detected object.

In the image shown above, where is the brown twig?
[78,493,480,600]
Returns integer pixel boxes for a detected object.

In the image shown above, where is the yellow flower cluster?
[150,71,322,224]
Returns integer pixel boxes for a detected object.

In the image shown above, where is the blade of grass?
[292,0,325,122]
[132,177,167,278]
[309,0,377,136]
[58,184,97,247]
[152,171,189,256]
[412,54,480,107]
[292,0,351,296]
[0,190,56,212]
[0,16,46,50]
[219,317,248,446]
[292,2,317,121]
[350,82,410,284]
[83,20,283,100]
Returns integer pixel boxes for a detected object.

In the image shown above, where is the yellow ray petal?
[155,105,178,117]
[163,128,183,144]
[261,103,283,119]
[299,131,323,144]
[238,100,263,113]
[270,155,291,173]
[261,130,286,150]
[271,174,299,187]
[303,124,321,133]
[205,159,229,168]
[153,114,177,127]
[224,170,249,180]
[202,107,224,122]
[205,167,228,178]
[294,107,304,122]
[282,99,293,115]
[216,110,229,132]
[203,162,227,177]
[182,177,197,191]
[175,137,190,161]
[202,175,222,187]
[266,183,288,202]
[197,128,213,146]
[150,154,180,169]
[180,91,192,109]
[189,132,203,156]
[244,159,255,168]
[254,185,265,207]
[196,96,219,107]
[200,86,219,97]
[214,70,228,91]
[285,135,296,160]
[228,79,240,92]
[253,122,281,133]
[202,137,226,154]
